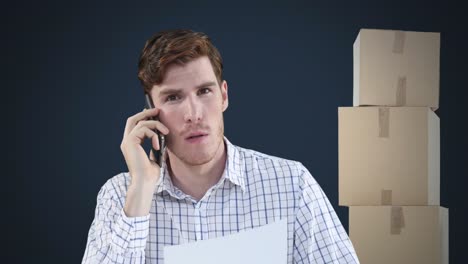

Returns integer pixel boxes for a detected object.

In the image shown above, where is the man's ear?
[221,80,229,112]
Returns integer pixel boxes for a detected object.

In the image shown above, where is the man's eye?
[166,95,179,102]
[199,88,211,95]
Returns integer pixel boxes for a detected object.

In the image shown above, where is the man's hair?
[138,29,224,94]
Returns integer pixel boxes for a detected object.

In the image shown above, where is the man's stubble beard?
[166,116,225,166]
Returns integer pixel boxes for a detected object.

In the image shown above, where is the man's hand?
[120,108,169,217]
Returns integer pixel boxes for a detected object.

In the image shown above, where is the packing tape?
[381,189,392,205]
[390,206,405,235]
[379,108,390,138]
[393,31,407,106]
[392,30,406,54]
[396,76,407,106]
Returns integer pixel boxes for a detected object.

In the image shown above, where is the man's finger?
[124,108,160,137]
[134,120,170,135]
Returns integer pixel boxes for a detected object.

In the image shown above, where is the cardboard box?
[338,107,440,205]
[349,206,448,264]
[354,29,440,110]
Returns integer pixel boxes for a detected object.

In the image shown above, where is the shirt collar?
[223,136,246,192]
[155,136,246,197]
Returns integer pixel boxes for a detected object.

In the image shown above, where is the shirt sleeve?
[293,166,360,264]
[82,175,151,264]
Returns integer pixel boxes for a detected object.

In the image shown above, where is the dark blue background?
[6,0,467,263]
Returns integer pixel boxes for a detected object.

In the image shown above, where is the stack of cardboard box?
[338,29,449,264]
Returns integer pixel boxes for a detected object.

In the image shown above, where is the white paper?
[164,218,288,264]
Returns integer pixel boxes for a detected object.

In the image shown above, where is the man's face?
[150,56,228,166]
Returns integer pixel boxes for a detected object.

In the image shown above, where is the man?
[82,29,359,263]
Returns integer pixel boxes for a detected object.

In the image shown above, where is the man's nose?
[183,96,202,123]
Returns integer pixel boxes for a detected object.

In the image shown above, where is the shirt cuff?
[110,209,150,254]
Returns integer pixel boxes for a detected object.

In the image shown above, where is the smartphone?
[144,93,165,166]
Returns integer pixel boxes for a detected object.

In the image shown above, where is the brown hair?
[138,29,224,94]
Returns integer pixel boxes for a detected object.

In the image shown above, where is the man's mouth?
[187,134,205,139]
[185,132,208,143]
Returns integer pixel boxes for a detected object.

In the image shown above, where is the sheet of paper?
[164,218,288,264]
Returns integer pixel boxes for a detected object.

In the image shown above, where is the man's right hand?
[120,108,169,217]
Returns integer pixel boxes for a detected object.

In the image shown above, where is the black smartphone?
[144,93,165,166]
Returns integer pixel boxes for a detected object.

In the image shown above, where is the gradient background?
[6,0,467,263]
